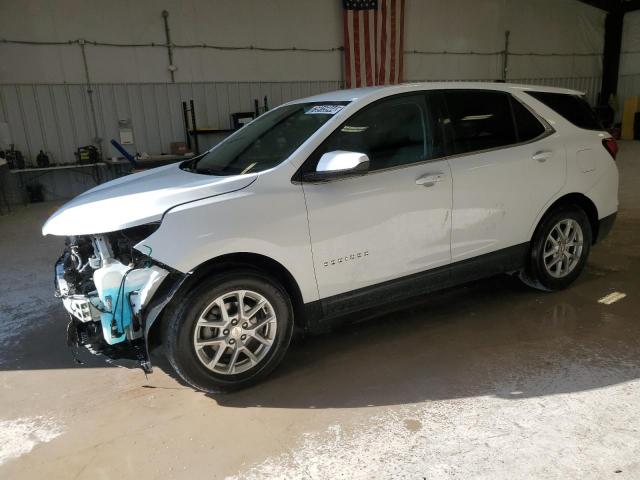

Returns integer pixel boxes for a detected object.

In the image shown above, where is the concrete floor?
[1,142,639,479]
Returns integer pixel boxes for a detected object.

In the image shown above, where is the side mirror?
[301,150,370,182]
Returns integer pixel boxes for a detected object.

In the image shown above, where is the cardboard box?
[621,96,640,140]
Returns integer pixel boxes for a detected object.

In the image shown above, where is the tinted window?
[444,91,517,154]
[511,97,546,142]
[182,102,347,176]
[527,91,601,130]
[322,94,438,171]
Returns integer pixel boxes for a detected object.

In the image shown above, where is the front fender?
[139,180,319,305]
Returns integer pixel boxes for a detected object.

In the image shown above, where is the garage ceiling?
[579,0,640,12]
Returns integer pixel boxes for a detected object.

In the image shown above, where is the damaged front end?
[55,224,184,372]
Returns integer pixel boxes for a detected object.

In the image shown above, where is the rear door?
[444,90,566,262]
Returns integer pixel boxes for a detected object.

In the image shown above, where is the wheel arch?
[147,252,306,349]
[532,192,599,244]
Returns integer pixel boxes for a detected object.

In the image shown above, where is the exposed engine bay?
[55,224,174,370]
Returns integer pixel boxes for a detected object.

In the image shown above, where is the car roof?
[291,82,584,104]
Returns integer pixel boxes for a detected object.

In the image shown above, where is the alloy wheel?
[192,290,277,375]
[543,218,584,278]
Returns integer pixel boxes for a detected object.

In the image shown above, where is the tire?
[164,270,294,393]
[520,205,592,291]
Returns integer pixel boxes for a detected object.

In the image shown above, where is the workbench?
[9,162,107,205]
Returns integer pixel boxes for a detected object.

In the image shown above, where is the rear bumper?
[596,212,617,243]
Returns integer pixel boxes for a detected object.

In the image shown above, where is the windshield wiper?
[194,167,229,176]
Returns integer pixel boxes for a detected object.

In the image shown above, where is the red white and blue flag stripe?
[342,0,405,88]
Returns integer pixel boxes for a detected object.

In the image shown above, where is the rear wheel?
[521,205,592,291]
[164,270,294,393]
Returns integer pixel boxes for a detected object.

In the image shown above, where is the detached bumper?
[65,319,150,370]
[57,259,187,372]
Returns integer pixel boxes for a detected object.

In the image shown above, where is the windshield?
[182,102,349,176]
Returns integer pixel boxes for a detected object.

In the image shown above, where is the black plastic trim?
[303,242,529,332]
[596,212,617,243]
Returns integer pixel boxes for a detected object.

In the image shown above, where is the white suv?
[43,82,618,392]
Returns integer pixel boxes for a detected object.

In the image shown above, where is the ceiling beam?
[575,1,640,14]
[623,0,640,12]
[576,0,615,12]
[599,5,624,104]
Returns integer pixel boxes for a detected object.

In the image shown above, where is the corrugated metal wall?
[618,74,640,105]
[0,80,346,206]
[0,80,345,206]
[510,76,602,105]
[0,81,343,166]
[0,77,601,167]
[0,165,119,206]
[0,76,602,206]
[414,77,602,105]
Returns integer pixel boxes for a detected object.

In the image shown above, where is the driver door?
[301,93,453,313]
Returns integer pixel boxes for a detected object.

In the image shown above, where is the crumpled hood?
[43,163,257,236]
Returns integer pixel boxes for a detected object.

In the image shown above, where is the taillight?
[602,137,618,160]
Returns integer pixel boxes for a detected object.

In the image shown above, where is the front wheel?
[164,270,294,393]
[520,205,592,291]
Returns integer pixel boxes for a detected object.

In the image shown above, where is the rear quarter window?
[526,91,602,131]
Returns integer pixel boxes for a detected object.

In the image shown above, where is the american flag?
[342,0,405,88]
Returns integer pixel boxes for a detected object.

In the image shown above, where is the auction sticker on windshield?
[306,105,345,115]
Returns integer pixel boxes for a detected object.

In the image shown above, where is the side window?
[526,91,601,130]
[322,95,433,171]
[511,97,546,142]
[444,91,517,154]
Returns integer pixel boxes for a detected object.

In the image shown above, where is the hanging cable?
[0,37,343,52]
[0,38,603,57]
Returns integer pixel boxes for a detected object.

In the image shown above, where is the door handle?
[532,150,553,162]
[416,172,445,186]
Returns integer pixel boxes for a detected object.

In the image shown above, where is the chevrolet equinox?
[43,82,619,392]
